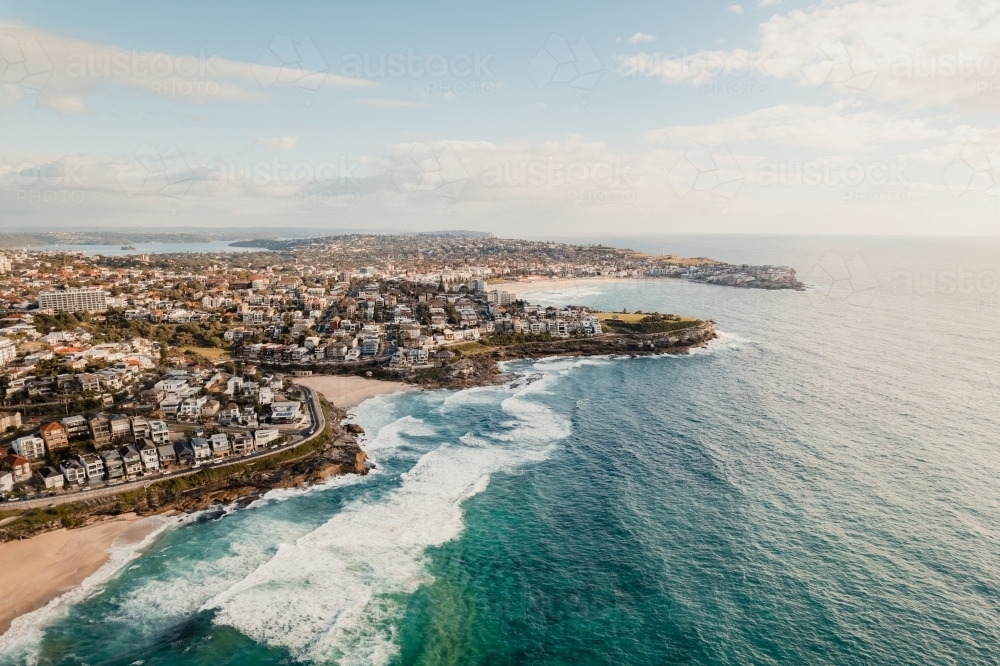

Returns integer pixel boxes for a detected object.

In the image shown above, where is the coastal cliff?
[405,321,718,389]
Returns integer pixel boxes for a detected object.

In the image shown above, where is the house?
[157,443,177,466]
[130,416,150,440]
[0,411,22,432]
[173,440,195,464]
[140,388,165,405]
[11,435,45,460]
[178,396,208,420]
[78,453,105,482]
[118,445,143,476]
[149,419,170,444]
[190,438,211,461]
[78,373,101,392]
[109,414,132,441]
[254,429,281,448]
[269,401,302,424]
[0,471,12,494]
[3,453,32,482]
[37,466,65,490]
[61,414,89,439]
[258,386,274,405]
[135,439,160,470]
[201,399,221,419]
[60,460,87,485]
[89,413,112,445]
[231,431,255,455]
[209,433,231,457]
[159,398,182,417]
[100,450,124,480]
[39,421,69,451]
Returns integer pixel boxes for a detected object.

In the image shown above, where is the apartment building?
[37,288,108,313]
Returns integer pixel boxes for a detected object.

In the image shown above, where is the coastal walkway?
[8,386,326,511]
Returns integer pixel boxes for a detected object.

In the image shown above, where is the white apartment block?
[12,435,46,460]
[0,337,16,366]
[38,288,108,313]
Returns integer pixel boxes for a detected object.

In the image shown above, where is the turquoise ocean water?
[2,236,1000,665]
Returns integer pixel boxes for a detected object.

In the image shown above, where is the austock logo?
[527,35,603,94]
[391,143,469,203]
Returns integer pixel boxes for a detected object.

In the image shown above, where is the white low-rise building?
[12,435,45,460]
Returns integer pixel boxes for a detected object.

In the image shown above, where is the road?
[7,385,326,511]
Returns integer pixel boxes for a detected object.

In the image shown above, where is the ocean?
[2,235,1000,665]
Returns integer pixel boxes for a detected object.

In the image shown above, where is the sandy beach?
[295,375,412,408]
[0,514,163,635]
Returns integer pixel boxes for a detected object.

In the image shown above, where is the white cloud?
[727,5,745,15]
[757,0,782,6]
[645,101,949,151]
[618,0,1000,111]
[628,32,656,44]
[0,22,376,111]
[258,136,299,151]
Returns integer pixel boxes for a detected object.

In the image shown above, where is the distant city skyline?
[2,0,999,235]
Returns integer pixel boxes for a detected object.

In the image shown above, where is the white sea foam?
[200,358,578,664]
[0,514,182,663]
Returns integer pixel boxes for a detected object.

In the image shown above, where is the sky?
[1,0,999,237]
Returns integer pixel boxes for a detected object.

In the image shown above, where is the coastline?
[294,375,412,408]
[0,513,168,636]
[492,276,633,292]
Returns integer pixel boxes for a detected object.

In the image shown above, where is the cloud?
[0,22,377,111]
[617,0,1000,111]
[757,0,782,6]
[628,32,656,44]
[258,136,299,151]
[727,5,745,15]
[645,101,949,151]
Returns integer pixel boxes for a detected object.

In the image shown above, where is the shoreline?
[0,513,170,637]
[491,276,634,293]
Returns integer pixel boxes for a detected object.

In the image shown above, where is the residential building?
[270,401,302,423]
[89,413,112,445]
[191,438,212,461]
[118,445,143,476]
[100,450,124,480]
[37,288,108,313]
[109,414,132,441]
[231,431,254,455]
[39,421,69,451]
[0,471,12,494]
[37,466,65,490]
[209,433,231,457]
[3,453,31,482]
[60,460,87,485]
[157,443,177,466]
[61,414,89,439]
[0,337,15,366]
[178,396,208,419]
[201,399,221,419]
[0,411,21,432]
[130,416,150,440]
[149,420,170,444]
[79,373,101,392]
[12,435,45,460]
[78,453,105,482]
[254,429,281,448]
